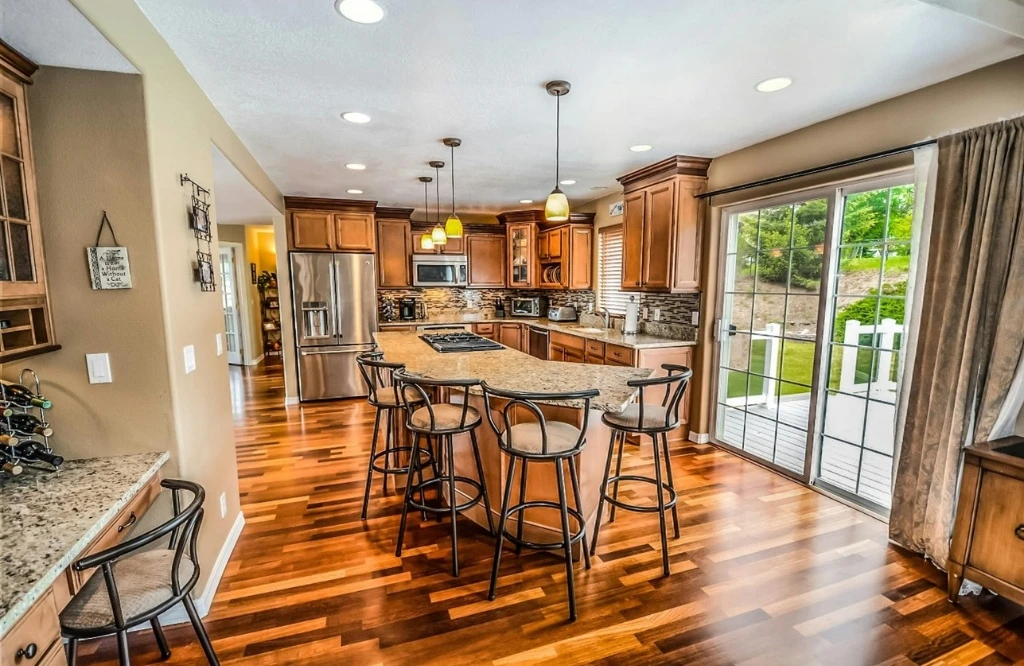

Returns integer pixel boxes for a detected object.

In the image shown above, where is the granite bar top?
[0,452,169,637]
[378,316,696,350]
[374,330,651,412]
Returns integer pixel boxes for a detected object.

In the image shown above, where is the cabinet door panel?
[507,223,536,288]
[291,211,334,250]
[548,228,563,259]
[334,213,375,252]
[642,180,676,291]
[498,323,522,351]
[672,179,705,292]
[441,234,465,255]
[467,235,506,287]
[968,471,1024,586]
[567,226,592,290]
[621,190,645,290]
[376,220,410,287]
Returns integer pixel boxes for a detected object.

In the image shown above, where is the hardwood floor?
[78,361,1024,665]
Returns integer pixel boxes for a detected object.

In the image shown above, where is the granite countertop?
[374,330,652,412]
[378,316,697,350]
[0,452,169,637]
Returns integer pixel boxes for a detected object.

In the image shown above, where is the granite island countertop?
[0,452,169,637]
[374,330,652,412]
[378,316,697,350]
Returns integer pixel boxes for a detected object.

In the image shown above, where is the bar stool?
[589,364,693,577]
[356,352,433,520]
[394,371,494,576]
[480,382,600,622]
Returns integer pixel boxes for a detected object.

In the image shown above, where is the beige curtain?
[889,117,1024,568]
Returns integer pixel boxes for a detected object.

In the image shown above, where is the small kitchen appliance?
[412,254,468,287]
[399,298,418,321]
[547,305,578,322]
[510,296,546,318]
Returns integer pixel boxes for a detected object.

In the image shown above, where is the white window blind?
[598,225,635,315]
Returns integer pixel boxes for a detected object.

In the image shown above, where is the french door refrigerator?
[291,252,377,401]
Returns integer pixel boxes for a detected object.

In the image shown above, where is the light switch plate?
[653,308,662,322]
[219,492,227,518]
[216,333,223,356]
[691,311,699,326]
[642,306,649,320]
[86,353,113,384]
[183,345,197,374]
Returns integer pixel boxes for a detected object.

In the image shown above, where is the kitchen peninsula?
[375,330,654,547]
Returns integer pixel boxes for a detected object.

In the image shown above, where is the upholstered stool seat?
[603,404,670,430]
[370,386,425,408]
[410,403,482,430]
[507,421,582,455]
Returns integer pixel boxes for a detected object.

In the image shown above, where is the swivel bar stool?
[589,364,693,577]
[356,352,433,520]
[481,382,599,622]
[394,371,494,577]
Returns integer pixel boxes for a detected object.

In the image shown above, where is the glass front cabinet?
[0,42,55,361]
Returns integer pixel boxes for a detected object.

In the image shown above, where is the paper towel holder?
[623,295,639,335]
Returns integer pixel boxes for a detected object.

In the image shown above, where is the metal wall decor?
[181,173,216,292]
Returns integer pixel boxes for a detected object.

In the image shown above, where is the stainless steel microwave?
[412,254,468,287]
[510,296,546,317]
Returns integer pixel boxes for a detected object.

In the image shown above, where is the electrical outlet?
[216,333,223,356]
[219,492,227,518]
[641,306,649,319]
[183,345,196,374]
[691,311,700,326]
[653,308,662,322]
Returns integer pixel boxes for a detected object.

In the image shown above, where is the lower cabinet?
[473,323,496,340]
[2,589,66,666]
[498,323,524,351]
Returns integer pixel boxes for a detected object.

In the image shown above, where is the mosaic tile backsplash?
[378,287,699,341]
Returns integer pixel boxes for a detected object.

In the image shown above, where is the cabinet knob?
[16,642,38,660]
[1015,524,1024,541]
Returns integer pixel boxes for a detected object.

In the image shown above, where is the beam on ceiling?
[916,0,1024,39]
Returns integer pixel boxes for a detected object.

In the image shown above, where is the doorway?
[713,173,916,513]
[219,245,244,365]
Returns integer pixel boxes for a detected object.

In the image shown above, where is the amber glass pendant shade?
[545,187,570,222]
[444,214,463,238]
[419,232,434,251]
[431,224,447,245]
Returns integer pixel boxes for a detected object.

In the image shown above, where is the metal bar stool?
[589,364,693,577]
[394,371,495,577]
[356,352,434,520]
[61,480,218,666]
[480,382,599,622]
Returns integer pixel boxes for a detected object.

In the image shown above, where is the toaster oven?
[509,296,546,318]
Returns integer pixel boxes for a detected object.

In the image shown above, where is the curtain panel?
[889,117,1024,568]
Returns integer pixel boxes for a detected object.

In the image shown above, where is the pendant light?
[430,160,447,247]
[442,138,463,238]
[418,176,434,251]
[544,80,571,222]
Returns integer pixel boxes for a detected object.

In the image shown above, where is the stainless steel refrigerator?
[291,252,377,401]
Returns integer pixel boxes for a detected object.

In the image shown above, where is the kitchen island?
[374,330,653,551]
[1,452,168,664]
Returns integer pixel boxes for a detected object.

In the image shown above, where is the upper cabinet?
[409,225,465,255]
[466,233,506,287]
[0,41,57,362]
[375,208,412,288]
[285,197,376,253]
[617,155,710,293]
[497,210,541,289]
[498,209,593,291]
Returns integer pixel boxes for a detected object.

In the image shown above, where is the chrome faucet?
[596,307,611,329]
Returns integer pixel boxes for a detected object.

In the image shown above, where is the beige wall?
[690,54,1024,436]
[68,0,285,595]
[2,67,176,466]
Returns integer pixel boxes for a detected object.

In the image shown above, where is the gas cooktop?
[421,332,505,353]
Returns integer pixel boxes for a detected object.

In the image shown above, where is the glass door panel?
[715,194,830,478]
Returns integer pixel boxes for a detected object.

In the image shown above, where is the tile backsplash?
[378,287,699,341]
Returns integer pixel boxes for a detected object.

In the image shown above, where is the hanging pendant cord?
[435,166,441,224]
[555,94,560,186]
[424,181,429,219]
[450,145,456,215]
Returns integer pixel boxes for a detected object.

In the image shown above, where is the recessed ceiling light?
[519,199,534,204]
[755,76,793,93]
[629,144,652,152]
[559,179,576,185]
[345,163,366,170]
[347,189,363,194]
[335,0,384,24]
[341,111,371,124]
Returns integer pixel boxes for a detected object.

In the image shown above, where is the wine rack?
[1,368,62,477]
[258,271,282,357]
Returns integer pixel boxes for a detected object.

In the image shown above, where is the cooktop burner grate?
[420,332,505,353]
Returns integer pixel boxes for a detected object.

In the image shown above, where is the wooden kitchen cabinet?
[375,210,412,287]
[285,197,377,253]
[506,222,536,288]
[466,234,506,287]
[948,438,1024,607]
[473,322,496,340]
[617,155,710,293]
[498,323,524,351]
[537,223,592,291]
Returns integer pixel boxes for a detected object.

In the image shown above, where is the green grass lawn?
[726,339,815,399]
[840,254,910,273]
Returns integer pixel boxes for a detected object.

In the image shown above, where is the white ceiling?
[211,146,281,224]
[0,0,136,73]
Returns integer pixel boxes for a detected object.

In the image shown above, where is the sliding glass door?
[714,174,916,512]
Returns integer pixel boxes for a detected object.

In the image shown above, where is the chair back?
[629,364,693,431]
[356,351,405,407]
[393,369,481,433]
[480,382,599,457]
[72,479,205,629]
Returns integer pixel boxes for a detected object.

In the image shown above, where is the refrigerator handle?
[331,256,342,341]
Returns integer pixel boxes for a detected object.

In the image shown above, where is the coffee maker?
[399,298,418,321]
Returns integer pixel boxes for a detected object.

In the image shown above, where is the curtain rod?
[698,139,937,200]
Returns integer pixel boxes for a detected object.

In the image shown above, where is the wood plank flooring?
[77,361,1024,665]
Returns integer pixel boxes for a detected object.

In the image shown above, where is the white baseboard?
[284,396,299,406]
[245,354,265,367]
[154,511,245,626]
[688,431,710,444]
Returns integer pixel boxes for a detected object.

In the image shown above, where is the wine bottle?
[13,441,63,467]
[5,414,53,438]
[1,460,23,475]
[0,432,20,447]
[0,380,52,409]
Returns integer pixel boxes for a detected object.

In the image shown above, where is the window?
[597,225,634,314]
